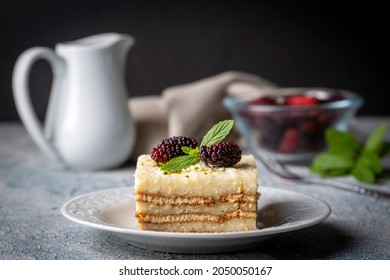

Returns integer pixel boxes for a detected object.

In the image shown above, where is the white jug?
[12,33,136,170]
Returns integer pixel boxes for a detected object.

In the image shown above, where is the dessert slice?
[134,154,259,232]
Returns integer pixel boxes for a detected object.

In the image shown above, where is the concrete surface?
[1,118,390,259]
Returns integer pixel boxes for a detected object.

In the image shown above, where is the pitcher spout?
[115,33,135,53]
[55,32,135,76]
[114,33,135,70]
[56,32,135,53]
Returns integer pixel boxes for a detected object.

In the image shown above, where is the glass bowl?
[223,87,364,162]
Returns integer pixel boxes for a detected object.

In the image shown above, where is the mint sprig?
[200,120,234,147]
[161,154,200,171]
[365,123,388,155]
[161,120,234,172]
[310,123,390,183]
[181,146,199,156]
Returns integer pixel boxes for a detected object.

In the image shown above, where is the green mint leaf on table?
[365,123,388,155]
[200,120,234,147]
[310,152,354,176]
[310,123,389,183]
[161,155,200,172]
[359,148,382,174]
[352,160,376,184]
[325,128,360,155]
[351,149,381,184]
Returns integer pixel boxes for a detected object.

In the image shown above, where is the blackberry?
[199,142,242,167]
[151,136,198,163]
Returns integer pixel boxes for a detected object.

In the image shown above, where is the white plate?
[61,186,331,254]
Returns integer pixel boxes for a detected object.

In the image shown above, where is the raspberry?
[286,95,318,106]
[151,136,198,163]
[278,128,300,154]
[199,142,242,167]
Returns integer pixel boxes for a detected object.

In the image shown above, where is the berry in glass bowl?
[223,88,364,161]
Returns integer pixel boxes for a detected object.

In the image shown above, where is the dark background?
[1,0,388,121]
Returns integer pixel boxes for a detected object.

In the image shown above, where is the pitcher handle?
[12,47,65,162]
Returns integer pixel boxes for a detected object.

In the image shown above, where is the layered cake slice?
[133,120,260,233]
[134,154,259,232]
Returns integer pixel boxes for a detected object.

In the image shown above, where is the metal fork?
[255,152,390,199]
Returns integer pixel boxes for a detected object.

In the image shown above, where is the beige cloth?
[128,71,276,160]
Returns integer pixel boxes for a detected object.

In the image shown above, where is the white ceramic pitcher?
[12,33,136,170]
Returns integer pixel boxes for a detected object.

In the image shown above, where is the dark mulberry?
[150,136,198,163]
[248,96,278,105]
[199,142,242,167]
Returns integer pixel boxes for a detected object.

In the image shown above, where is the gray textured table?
[1,117,390,260]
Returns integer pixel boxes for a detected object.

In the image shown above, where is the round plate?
[61,186,331,254]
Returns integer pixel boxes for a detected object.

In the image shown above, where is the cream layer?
[135,192,258,206]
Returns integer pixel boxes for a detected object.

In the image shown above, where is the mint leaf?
[325,128,360,155]
[200,120,234,147]
[365,123,388,155]
[311,125,389,184]
[352,160,375,183]
[159,119,236,171]
[359,148,382,174]
[310,152,354,176]
[181,146,199,156]
[161,155,200,172]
